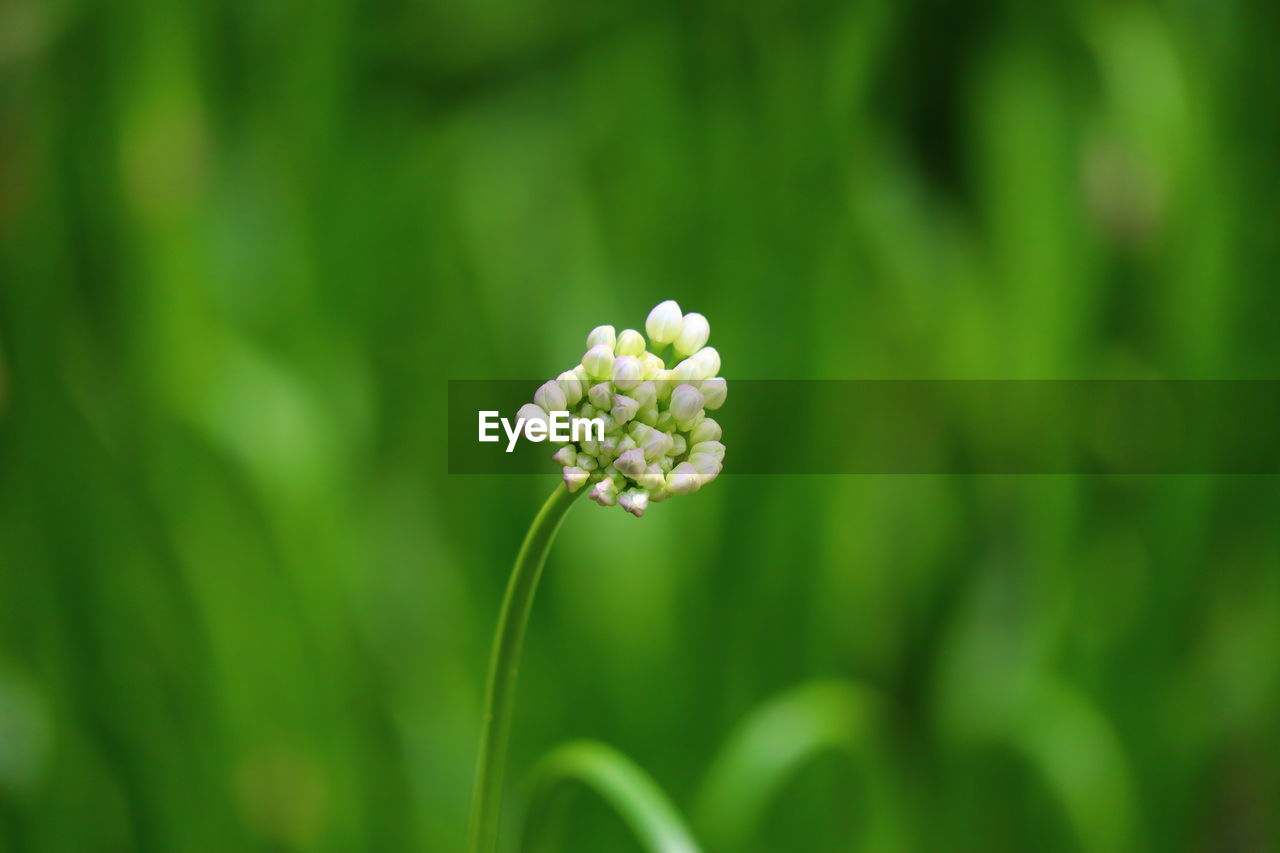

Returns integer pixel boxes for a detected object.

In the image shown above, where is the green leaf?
[693,679,904,852]
[519,740,702,853]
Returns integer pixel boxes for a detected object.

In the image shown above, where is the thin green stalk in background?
[467,483,585,853]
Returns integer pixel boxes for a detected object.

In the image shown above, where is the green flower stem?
[468,482,584,853]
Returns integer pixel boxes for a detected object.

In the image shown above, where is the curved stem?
[468,483,584,853]
[520,740,702,853]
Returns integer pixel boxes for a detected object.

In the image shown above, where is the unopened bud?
[616,329,646,357]
[586,325,616,351]
[666,462,701,495]
[612,394,640,425]
[614,448,647,479]
[583,344,615,379]
[669,384,705,430]
[645,300,684,346]
[612,355,644,391]
[700,377,727,410]
[588,382,613,411]
[689,418,721,445]
[673,312,710,357]
[618,489,650,518]
[590,477,619,506]
[562,466,590,493]
[535,379,567,413]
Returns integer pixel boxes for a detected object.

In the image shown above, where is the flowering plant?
[467,301,725,853]
[518,300,727,516]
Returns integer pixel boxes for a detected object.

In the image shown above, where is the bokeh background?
[2,0,1279,850]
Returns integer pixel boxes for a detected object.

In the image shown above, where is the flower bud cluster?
[523,300,726,517]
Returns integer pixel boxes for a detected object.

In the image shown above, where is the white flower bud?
[673,312,710,357]
[612,394,640,425]
[583,344,615,379]
[700,377,727,410]
[638,427,671,461]
[616,435,638,455]
[614,448,647,479]
[578,455,598,472]
[636,406,659,426]
[693,346,721,378]
[552,446,577,467]
[599,434,619,461]
[535,379,567,413]
[590,477,618,506]
[655,410,675,432]
[618,489,650,518]
[588,382,613,411]
[690,440,725,460]
[562,466,590,493]
[669,384,705,430]
[612,355,644,391]
[670,434,687,456]
[578,403,598,420]
[517,403,548,430]
[652,369,674,401]
[616,329,646,357]
[666,462,701,495]
[641,352,665,379]
[638,463,666,491]
[631,381,657,409]
[557,371,585,406]
[689,418,721,445]
[645,300,684,345]
[688,455,721,484]
[586,325,616,351]
[669,359,700,383]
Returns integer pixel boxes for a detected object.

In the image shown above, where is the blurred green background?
[2,0,1279,850]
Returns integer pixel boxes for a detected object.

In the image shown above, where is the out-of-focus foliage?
[2,0,1279,850]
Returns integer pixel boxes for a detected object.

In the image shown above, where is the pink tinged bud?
[631,381,657,409]
[612,355,644,391]
[552,446,577,467]
[670,433,687,456]
[590,477,618,506]
[614,448,647,480]
[618,489,650,518]
[588,382,613,411]
[612,394,640,425]
[562,466,590,493]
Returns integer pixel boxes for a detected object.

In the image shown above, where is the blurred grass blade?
[519,740,702,853]
[1015,679,1140,853]
[693,679,902,852]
